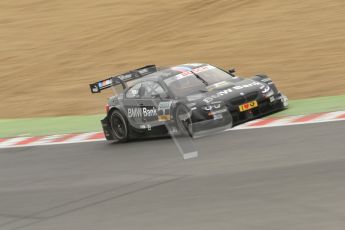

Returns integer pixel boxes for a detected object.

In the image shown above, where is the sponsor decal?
[158,101,173,121]
[128,107,142,118]
[128,107,157,118]
[203,81,263,103]
[239,101,258,112]
[98,79,112,88]
[158,115,171,121]
[167,65,216,84]
[207,81,230,91]
[165,71,193,84]
[192,65,216,74]
[184,63,203,67]
[143,107,157,117]
[158,101,172,109]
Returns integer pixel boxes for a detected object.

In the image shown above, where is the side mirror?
[228,68,236,75]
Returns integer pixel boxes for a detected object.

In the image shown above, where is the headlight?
[201,102,222,111]
[263,89,274,98]
[261,84,274,97]
[261,85,270,94]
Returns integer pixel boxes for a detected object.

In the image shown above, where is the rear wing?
[89,65,157,93]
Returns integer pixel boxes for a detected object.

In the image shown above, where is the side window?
[125,83,142,99]
[141,81,165,99]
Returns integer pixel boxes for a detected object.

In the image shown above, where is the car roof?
[132,63,209,83]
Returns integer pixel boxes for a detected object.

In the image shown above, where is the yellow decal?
[158,115,171,121]
[239,101,258,112]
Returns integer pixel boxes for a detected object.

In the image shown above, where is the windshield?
[164,66,234,97]
[196,66,234,84]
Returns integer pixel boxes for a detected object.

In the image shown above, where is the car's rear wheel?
[110,110,129,142]
[175,104,193,137]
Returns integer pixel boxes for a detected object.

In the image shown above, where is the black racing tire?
[175,104,193,137]
[109,110,129,142]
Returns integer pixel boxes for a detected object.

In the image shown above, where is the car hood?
[185,79,268,104]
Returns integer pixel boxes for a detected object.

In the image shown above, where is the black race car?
[90,63,288,142]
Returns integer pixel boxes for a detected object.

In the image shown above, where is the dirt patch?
[1,0,345,118]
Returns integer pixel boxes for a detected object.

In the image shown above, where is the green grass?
[1,94,344,138]
[272,94,345,116]
[0,115,103,138]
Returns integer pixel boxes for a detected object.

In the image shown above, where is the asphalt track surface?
[0,121,345,230]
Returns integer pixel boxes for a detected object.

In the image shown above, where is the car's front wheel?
[110,110,129,142]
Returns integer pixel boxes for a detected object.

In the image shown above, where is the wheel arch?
[107,107,130,142]
[108,106,126,118]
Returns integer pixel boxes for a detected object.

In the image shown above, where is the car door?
[138,81,167,126]
[123,81,167,128]
[123,82,146,128]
